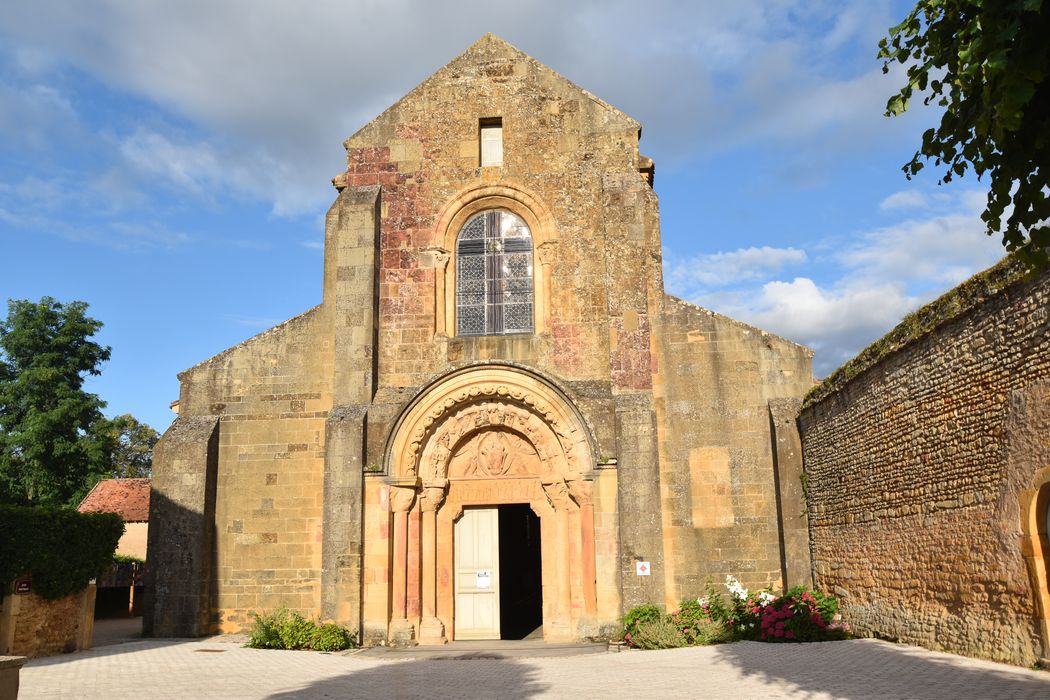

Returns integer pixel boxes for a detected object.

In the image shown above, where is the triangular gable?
[344,33,640,149]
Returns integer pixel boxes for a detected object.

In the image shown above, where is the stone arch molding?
[386,365,594,484]
[427,182,559,336]
[1020,465,1050,663]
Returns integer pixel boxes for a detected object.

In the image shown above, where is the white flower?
[697,596,708,606]
[758,591,776,606]
[725,575,748,600]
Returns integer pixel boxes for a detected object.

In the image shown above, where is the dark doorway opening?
[498,503,542,639]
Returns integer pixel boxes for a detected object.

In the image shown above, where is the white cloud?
[837,210,1002,286]
[672,189,1005,376]
[744,277,918,369]
[117,127,323,215]
[880,190,927,210]
[0,0,903,210]
[668,246,806,291]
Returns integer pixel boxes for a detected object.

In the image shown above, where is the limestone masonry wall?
[800,263,1050,666]
[654,295,813,603]
[175,307,334,632]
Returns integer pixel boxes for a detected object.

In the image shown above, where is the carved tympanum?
[447,429,540,478]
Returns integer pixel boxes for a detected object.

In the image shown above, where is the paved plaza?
[18,636,1050,699]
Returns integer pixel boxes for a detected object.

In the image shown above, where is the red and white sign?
[635,561,651,576]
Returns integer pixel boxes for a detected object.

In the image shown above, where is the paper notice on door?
[476,570,491,589]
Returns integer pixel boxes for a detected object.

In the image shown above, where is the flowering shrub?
[622,578,848,649]
[621,603,664,648]
[757,587,849,643]
[700,576,776,639]
[669,598,730,646]
[702,577,847,643]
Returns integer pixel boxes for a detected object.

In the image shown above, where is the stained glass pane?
[456,209,534,336]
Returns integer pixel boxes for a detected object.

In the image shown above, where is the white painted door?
[454,507,500,639]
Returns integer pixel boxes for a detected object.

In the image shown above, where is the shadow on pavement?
[24,638,198,668]
[712,639,1050,699]
[265,657,547,700]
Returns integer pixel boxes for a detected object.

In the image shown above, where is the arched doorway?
[1021,469,1050,662]
[383,365,598,644]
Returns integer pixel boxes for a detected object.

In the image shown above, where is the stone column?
[542,476,575,641]
[389,485,418,646]
[418,479,449,645]
[567,478,597,616]
[536,241,557,333]
[430,249,451,337]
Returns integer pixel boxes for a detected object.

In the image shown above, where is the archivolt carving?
[405,383,584,478]
[418,399,572,481]
[385,367,596,496]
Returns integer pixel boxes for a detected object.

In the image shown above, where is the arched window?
[456,209,534,336]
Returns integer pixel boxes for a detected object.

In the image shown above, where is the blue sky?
[0,1,1005,433]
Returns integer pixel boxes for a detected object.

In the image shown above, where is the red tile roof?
[77,478,151,522]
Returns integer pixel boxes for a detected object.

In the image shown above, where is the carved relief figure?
[447,428,540,478]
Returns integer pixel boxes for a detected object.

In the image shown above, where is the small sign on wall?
[14,579,31,594]
[476,570,491,589]
[635,561,651,576]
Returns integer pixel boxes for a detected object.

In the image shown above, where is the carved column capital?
[541,477,574,511]
[536,240,558,266]
[565,478,593,507]
[389,485,418,513]
[420,479,449,513]
[422,246,451,269]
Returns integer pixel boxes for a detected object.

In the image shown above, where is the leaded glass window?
[456,210,534,336]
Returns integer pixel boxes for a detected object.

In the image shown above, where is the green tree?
[0,297,114,506]
[98,413,160,478]
[879,0,1050,268]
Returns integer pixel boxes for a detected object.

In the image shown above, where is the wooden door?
[454,507,500,639]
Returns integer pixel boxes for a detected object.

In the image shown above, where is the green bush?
[278,611,317,650]
[246,609,284,649]
[621,603,664,646]
[670,599,730,646]
[0,505,123,600]
[113,553,145,566]
[631,618,687,650]
[311,623,354,652]
[246,608,357,651]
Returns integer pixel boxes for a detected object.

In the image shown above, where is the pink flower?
[773,628,784,638]
[785,631,795,640]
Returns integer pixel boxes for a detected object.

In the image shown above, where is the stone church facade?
[144,34,813,645]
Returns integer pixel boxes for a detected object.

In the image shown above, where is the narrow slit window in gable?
[480,118,503,167]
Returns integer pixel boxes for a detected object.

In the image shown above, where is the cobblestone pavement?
[20,638,1050,699]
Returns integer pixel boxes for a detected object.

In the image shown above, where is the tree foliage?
[98,413,160,478]
[0,298,113,506]
[879,0,1050,268]
[0,504,124,600]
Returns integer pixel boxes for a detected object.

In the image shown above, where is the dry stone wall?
[0,587,94,658]
[800,263,1050,666]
